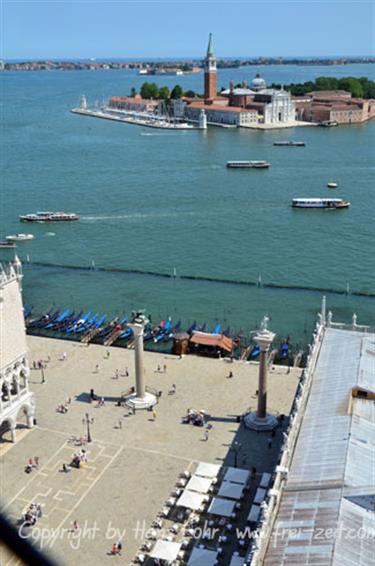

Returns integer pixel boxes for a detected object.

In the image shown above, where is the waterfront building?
[108,95,159,113]
[248,309,375,566]
[294,90,375,124]
[0,259,35,443]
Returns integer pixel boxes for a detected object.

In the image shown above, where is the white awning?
[177,490,206,510]
[195,462,221,478]
[254,487,267,504]
[223,467,250,485]
[247,504,261,523]
[229,554,246,566]
[186,475,214,494]
[217,481,244,500]
[207,497,236,517]
[149,540,182,561]
[188,547,218,566]
[260,472,271,488]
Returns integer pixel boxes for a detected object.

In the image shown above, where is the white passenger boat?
[226,160,270,169]
[20,211,79,222]
[6,233,35,241]
[292,198,350,209]
[327,181,338,188]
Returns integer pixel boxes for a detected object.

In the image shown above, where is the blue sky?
[1,0,374,59]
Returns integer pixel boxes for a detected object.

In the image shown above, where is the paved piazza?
[0,336,300,565]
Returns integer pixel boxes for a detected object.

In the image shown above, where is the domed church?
[174,35,296,127]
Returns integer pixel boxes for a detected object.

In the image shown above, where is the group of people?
[56,397,72,413]
[110,542,123,555]
[156,364,167,373]
[183,408,207,427]
[23,502,42,526]
[64,449,88,471]
[32,359,48,370]
[25,457,39,474]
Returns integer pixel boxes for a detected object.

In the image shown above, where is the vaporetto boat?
[292,198,350,209]
[19,211,79,222]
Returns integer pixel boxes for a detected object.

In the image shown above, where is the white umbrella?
[224,467,250,485]
[149,540,181,561]
[177,490,206,510]
[186,475,213,494]
[188,547,218,566]
[195,462,221,478]
[217,481,244,500]
[207,497,236,517]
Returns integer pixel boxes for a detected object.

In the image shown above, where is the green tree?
[184,90,196,98]
[338,77,364,98]
[140,82,159,99]
[170,84,183,99]
[158,86,170,101]
[315,76,339,91]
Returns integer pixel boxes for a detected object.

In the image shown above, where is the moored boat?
[273,141,305,147]
[292,198,350,209]
[6,233,34,241]
[327,181,338,188]
[20,211,79,222]
[226,160,270,169]
[0,241,17,248]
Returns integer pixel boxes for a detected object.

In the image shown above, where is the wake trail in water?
[81,211,198,221]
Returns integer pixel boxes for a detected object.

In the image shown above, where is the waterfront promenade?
[0,336,300,565]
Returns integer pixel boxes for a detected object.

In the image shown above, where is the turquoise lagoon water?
[1,65,374,345]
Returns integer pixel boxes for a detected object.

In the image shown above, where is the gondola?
[45,308,70,329]
[187,321,197,334]
[154,318,172,343]
[249,344,260,359]
[66,311,91,333]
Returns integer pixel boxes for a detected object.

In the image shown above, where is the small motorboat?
[6,233,34,241]
[227,160,270,169]
[327,181,338,188]
[0,241,17,248]
[273,141,305,147]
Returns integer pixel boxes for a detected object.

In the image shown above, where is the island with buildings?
[72,35,375,129]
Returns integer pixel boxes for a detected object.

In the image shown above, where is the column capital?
[254,330,275,352]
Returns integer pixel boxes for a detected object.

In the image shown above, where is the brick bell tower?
[204,33,217,102]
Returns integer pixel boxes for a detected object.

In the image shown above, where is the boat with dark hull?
[273,141,305,147]
[227,160,270,169]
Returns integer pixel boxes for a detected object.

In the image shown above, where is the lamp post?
[82,413,94,443]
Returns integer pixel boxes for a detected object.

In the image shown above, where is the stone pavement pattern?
[0,336,300,565]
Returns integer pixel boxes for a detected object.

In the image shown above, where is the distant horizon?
[2,1,374,60]
[4,55,375,63]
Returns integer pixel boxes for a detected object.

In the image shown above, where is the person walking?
[116,542,122,555]
[152,409,157,421]
[34,456,39,468]
[203,430,209,441]
[163,364,167,373]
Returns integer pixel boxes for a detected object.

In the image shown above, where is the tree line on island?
[132,76,375,101]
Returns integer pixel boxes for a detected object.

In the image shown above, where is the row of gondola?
[24,305,301,364]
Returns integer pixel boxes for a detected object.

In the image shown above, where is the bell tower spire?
[204,33,217,102]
